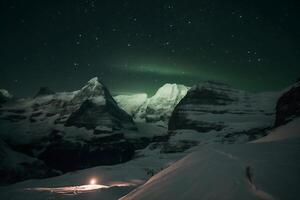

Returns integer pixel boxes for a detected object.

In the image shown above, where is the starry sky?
[0,0,299,97]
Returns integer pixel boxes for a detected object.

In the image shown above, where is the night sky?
[1,0,299,97]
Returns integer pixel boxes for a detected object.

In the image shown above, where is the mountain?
[0,89,13,105]
[0,80,299,200]
[168,81,279,143]
[115,83,190,123]
[0,77,137,180]
[275,79,300,127]
[65,77,136,130]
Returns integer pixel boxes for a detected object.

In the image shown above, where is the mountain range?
[0,77,299,200]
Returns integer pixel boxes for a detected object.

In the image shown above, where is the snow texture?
[121,119,300,200]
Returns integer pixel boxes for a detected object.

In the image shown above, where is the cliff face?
[168,81,278,143]
[275,80,300,127]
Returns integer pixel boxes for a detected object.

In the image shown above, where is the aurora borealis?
[0,0,299,96]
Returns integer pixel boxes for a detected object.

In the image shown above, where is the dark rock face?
[34,87,55,98]
[168,81,277,143]
[65,77,136,131]
[0,140,60,186]
[275,81,300,127]
[66,99,135,131]
[39,136,134,172]
[178,86,235,106]
[169,82,237,132]
[222,127,269,144]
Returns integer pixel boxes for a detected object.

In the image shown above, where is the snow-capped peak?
[82,77,103,93]
[150,83,189,101]
[87,77,101,87]
[0,89,13,98]
[145,83,190,121]
[71,77,106,103]
[114,83,190,122]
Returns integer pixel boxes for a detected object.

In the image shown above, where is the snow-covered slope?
[145,84,190,122]
[121,118,300,200]
[168,81,279,143]
[253,117,300,143]
[114,93,148,117]
[115,83,190,123]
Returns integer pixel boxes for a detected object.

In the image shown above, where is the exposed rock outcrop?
[34,87,55,98]
[168,81,278,143]
[275,80,300,127]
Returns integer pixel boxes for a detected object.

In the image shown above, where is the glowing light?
[90,178,97,185]
[25,182,135,195]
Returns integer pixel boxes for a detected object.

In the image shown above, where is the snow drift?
[121,118,300,200]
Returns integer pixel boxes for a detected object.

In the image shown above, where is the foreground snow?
[1,118,299,200]
[121,119,300,200]
[123,140,300,200]
[0,143,184,200]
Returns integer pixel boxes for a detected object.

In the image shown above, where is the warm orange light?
[90,178,97,185]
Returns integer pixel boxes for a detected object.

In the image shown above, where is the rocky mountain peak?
[34,87,55,98]
[71,77,106,103]
[151,83,189,101]
[275,79,300,126]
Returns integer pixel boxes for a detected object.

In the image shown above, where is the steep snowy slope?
[145,84,190,122]
[121,118,300,200]
[168,81,279,143]
[0,77,137,177]
[114,93,148,118]
[115,83,190,122]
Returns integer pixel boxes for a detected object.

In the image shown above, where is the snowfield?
[121,118,300,200]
